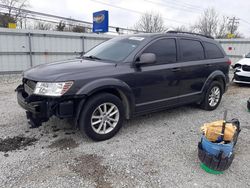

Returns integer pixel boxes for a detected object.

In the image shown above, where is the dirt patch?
[0,136,37,152]
[69,154,112,188]
[48,138,79,150]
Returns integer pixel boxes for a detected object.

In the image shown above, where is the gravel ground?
[0,74,249,188]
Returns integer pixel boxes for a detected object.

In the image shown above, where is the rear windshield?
[83,37,145,62]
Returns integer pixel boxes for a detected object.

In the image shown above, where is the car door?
[132,38,182,113]
[176,38,208,99]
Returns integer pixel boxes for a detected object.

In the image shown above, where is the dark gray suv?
[16,31,230,141]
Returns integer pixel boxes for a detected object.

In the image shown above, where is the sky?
[28,0,250,37]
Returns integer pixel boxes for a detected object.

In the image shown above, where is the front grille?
[234,75,250,82]
[242,65,250,72]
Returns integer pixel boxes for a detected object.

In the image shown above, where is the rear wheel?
[201,81,223,111]
[79,93,125,141]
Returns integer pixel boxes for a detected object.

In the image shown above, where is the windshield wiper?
[83,55,101,60]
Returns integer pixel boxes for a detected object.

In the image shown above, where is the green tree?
[56,20,66,31]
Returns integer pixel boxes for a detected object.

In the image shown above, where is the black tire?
[79,93,125,141]
[247,98,250,111]
[198,142,234,171]
[200,81,223,111]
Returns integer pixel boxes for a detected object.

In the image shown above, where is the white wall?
[1,28,250,73]
[217,38,250,64]
[0,28,113,73]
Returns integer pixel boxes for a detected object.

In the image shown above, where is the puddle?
[0,136,38,152]
[69,154,112,188]
[48,138,79,150]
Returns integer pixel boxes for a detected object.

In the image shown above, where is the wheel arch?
[202,70,227,94]
[76,78,135,120]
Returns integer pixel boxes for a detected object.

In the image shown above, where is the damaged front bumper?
[233,69,250,84]
[16,84,82,128]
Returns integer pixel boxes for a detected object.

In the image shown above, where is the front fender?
[76,78,132,95]
[76,78,135,118]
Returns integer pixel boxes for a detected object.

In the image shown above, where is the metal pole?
[82,36,85,54]
[28,32,33,67]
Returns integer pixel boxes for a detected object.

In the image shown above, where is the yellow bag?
[201,120,236,142]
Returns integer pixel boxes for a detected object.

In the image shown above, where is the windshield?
[246,53,250,58]
[83,37,145,62]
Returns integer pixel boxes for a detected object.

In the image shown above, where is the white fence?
[217,39,250,64]
[0,28,112,73]
[0,28,250,74]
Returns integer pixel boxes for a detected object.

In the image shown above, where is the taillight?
[227,59,232,65]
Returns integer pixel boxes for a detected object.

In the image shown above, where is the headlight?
[34,81,73,96]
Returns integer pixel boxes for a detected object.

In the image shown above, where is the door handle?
[171,68,181,72]
[205,64,213,67]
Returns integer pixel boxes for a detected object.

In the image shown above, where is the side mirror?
[138,53,156,65]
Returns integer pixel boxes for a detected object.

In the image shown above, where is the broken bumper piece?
[16,84,75,128]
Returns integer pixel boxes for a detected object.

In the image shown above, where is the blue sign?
[93,10,109,33]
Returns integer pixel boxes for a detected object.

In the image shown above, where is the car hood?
[23,58,116,81]
[236,58,250,65]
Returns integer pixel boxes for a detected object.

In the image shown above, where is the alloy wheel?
[208,86,221,107]
[91,103,120,134]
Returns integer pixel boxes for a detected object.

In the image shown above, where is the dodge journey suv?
[16,31,230,141]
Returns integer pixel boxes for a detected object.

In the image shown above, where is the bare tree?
[192,8,219,37]
[35,21,52,30]
[134,12,166,33]
[0,0,30,28]
[171,25,190,32]
[72,25,86,33]
[215,16,230,38]
[192,8,242,38]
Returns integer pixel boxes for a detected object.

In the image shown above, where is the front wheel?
[200,81,223,111]
[79,93,125,141]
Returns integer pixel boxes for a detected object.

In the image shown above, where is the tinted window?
[204,42,224,59]
[143,38,177,63]
[180,39,204,61]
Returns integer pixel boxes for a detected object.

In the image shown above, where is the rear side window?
[143,38,177,63]
[204,42,224,59]
[180,39,205,61]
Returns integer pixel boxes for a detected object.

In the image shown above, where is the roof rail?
[166,30,214,39]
